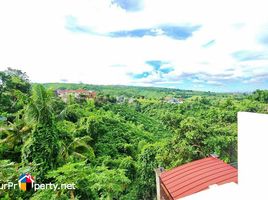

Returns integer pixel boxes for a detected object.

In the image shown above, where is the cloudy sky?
[0,0,268,92]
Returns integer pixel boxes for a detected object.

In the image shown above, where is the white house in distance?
[55,89,96,102]
[164,97,184,104]
[155,112,268,199]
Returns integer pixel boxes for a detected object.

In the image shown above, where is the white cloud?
[0,0,268,91]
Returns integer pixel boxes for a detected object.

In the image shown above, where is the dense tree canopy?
[0,69,267,199]
[0,68,30,118]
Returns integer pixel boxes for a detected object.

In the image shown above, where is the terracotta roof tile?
[160,157,238,199]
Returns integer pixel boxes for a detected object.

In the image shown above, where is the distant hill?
[41,83,229,99]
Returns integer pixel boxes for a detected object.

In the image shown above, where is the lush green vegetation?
[1,68,267,199]
[42,83,228,99]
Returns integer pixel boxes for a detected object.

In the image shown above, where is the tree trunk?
[70,190,75,200]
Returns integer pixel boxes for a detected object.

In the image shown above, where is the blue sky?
[0,0,268,92]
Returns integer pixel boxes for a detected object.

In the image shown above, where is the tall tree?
[22,85,59,181]
[0,68,30,115]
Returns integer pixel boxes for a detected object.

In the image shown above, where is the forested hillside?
[42,83,227,99]
[1,68,268,200]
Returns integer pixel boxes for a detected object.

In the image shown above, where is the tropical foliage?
[0,68,267,199]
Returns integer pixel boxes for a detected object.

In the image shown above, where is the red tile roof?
[160,157,238,200]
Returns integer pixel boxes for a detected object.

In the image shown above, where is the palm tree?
[0,110,31,162]
[21,85,60,180]
[24,84,54,126]
[57,133,94,163]
[0,120,30,148]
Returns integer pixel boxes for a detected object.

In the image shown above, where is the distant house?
[55,89,96,102]
[165,97,184,104]
[116,95,126,103]
[115,96,136,104]
[155,156,238,200]
[128,97,135,103]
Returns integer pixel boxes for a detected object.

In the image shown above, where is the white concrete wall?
[180,112,268,200]
[238,112,268,200]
